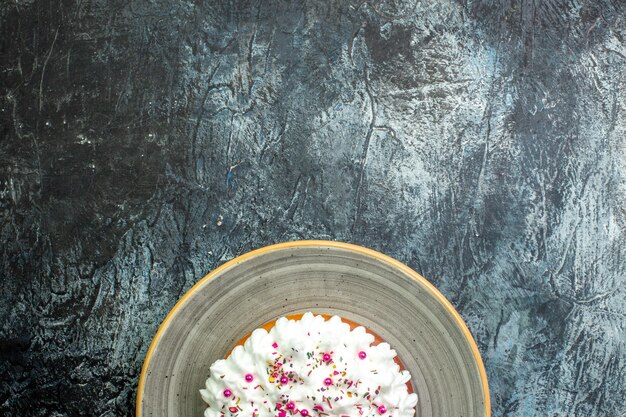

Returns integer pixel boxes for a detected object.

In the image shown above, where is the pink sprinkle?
[229,406,238,413]
[358,351,367,360]
[333,371,339,375]
[313,405,324,412]
[272,342,278,348]
[223,389,232,398]
[323,353,331,362]
[245,374,254,382]
[300,410,309,417]
[286,402,296,410]
[280,376,289,384]
[278,412,287,417]
[378,405,387,414]
[324,378,333,386]
[276,403,283,409]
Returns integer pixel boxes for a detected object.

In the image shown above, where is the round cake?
[200,313,418,417]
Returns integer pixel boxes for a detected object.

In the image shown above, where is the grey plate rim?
[135,239,491,417]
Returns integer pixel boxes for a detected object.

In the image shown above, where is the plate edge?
[135,239,491,417]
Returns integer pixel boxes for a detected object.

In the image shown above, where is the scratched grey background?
[1,0,625,416]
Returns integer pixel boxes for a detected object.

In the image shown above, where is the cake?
[200,313,418,417]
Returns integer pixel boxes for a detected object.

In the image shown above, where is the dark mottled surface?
[1,0,625,416]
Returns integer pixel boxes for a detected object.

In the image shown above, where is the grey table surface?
[1,1,624,416]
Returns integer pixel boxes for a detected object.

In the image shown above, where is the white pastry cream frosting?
[200,313,418,417]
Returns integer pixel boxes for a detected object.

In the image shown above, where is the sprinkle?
[272,342,278,348]
[229,407,238,413]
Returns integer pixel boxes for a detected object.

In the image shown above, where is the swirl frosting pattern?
[201,313,418,417]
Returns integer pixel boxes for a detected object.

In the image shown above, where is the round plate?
[137,241,490,417]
